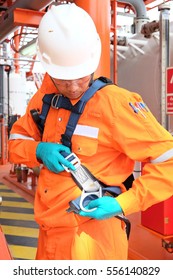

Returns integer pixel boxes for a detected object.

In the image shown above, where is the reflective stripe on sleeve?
[151,148,173,163]
[9,133,35,141]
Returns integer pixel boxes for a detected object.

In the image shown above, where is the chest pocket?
[72,135,98,157]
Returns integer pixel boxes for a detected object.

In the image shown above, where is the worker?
[8,3,173,260]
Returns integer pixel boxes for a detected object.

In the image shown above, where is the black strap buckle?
[61,134,71,148]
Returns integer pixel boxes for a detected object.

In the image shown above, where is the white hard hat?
[37,3,101,80]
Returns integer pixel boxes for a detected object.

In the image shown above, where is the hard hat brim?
[37,47,101,80]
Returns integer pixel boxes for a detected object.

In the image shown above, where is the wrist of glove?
[79,196,123,220]
[36,142,76,173]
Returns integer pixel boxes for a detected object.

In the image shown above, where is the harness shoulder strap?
[61,76,113,147]
[30,76,112,136]
[30,93,55,134]
[40,93,56,130]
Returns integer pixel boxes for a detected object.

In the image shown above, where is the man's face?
[52,75,91,100]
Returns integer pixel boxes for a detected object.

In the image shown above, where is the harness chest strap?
[30,76,113,139]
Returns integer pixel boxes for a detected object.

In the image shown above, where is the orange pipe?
[75,0,110,78]
[14,30,20,73]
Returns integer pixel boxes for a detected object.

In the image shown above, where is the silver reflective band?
[9,133,35,141]
[151,148,173,163]
[74,124,99,138]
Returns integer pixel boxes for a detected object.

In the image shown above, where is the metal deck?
[0,182,38,260]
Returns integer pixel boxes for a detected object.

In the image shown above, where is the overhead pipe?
[112,0,148,82]
[117,0,149,33]
[0,0,54,43]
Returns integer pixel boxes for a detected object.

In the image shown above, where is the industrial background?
[0,0,173,260]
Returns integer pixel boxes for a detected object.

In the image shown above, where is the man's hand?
[36,142,76,173]
[79,196,123,220]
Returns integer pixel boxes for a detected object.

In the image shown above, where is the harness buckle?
[80,185,102,212]
[51,94,62,109]
[61,134,72,148]
[63,152,103,212]
[62,152,81,172]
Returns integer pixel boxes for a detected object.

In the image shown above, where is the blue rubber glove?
[36,142,76,173]
[79,196,123,220]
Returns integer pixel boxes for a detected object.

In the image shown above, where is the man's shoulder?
[39,73,57,93]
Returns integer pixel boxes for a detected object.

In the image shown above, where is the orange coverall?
[8,73,173,259]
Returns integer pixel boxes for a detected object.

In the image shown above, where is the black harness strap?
[61,77,113,148]
[30,76,113,136]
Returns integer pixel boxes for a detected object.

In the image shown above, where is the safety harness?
[31,76,132,239]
